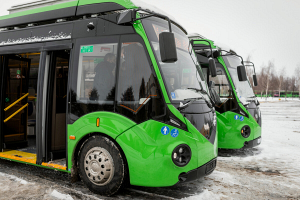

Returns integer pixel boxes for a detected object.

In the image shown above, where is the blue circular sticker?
[161,126,170,135]
[171,129,179,138]
[240,116,244,121]
[234,115,239,120]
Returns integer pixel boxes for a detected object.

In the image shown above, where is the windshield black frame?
[222,55,255,103]
[142,17,210,104]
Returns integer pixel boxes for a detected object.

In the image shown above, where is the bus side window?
[77,43,118,103]
[116,37,164,123]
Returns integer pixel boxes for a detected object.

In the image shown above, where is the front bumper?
[177,158,217,183]
[243,136,261,149]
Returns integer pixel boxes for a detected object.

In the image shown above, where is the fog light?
[172,144,191,167]
[241,125,251,138]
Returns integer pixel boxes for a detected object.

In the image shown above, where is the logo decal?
[171,92,176,99]
[161,126,170,135]
[240,116,244,121]
[171,129,179,138]
[234,115,239,120]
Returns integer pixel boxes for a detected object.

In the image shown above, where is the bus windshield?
[142,17,209,102]
[222,55,255,103]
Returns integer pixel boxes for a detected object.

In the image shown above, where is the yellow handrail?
[4,103,28,123]
[4,93,29,112]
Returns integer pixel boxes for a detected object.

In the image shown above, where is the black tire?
[78,135,126,196]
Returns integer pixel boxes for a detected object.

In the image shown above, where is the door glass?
[116,40,164,123]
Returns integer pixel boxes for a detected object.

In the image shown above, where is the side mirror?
[117,10,136,24]
[159,32,177,63]
[237,65,247,81]
[253,74,258,86]
[213,50,220,58]
[208,57,217,77]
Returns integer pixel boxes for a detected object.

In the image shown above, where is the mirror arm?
[135,8,173,32]
[191,39,214,58]
[220,50,245,66]
[244,61,256,74]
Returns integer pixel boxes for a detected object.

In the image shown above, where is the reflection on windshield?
[142,17,209,101]
[222,56,255,103]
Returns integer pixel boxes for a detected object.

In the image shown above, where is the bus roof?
[0,0,185,33]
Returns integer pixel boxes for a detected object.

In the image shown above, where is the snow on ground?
[184,100,300,200]
[0,101,299,199]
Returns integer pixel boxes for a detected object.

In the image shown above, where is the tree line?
[246,58,300,98]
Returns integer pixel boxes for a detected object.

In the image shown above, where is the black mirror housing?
[237,65,247,81]
[159,32,177,63]
[253,74,258,86]
[213,50,220,58]
[117,10,136,25]
[208,57,217,77]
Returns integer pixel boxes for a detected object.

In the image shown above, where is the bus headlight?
[241,125,251,138]
[172,144,191,167]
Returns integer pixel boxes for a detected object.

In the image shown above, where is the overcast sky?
[1,0,299,76]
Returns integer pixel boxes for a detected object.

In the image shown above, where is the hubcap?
[84,147,114,186]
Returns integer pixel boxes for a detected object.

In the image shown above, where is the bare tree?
[263,61,274,100]
[277,67,285,97]
[295,64,300,100]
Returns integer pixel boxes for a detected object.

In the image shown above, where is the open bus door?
[0,55,31,150]
[44,50,69,163]
[0,55,4,151]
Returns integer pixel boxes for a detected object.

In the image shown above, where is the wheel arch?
[70,132,130,185]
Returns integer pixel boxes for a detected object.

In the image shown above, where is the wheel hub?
[84,147,114,186]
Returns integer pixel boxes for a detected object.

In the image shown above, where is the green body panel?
[116,119,217,186]
[184,117,218,164]
[78,0,137,8]
[192,40,262,149]
[67,112,136,172]
[216,109,261,149]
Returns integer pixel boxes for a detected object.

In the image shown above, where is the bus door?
[44,50,70,162]
[1,55,31,150]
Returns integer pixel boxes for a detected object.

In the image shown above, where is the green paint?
[5,97,10,103]
[67,112,137,172]
[81,46,94,53]
[192,39,262,149]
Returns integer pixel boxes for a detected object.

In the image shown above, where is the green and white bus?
[189,34,261,149]
[0,0,217,195]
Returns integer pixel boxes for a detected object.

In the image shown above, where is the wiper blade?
[187,88,214,108]
[178,98,200,111]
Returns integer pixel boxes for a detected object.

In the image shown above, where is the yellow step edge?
[0,151,66,171]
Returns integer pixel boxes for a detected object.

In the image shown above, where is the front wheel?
[78,135,126,196]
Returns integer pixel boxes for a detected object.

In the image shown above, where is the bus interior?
[0,50,69,169]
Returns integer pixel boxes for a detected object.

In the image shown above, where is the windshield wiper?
[178,98,200,111]
[187,88,214,108]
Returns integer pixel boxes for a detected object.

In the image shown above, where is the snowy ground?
[0,101,300,200]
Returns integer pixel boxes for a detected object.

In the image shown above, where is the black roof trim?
[0,2,126,28]
[76,2,125,16]
[0,6,76,28]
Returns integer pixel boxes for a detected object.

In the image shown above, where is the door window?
[116,35,164,123]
